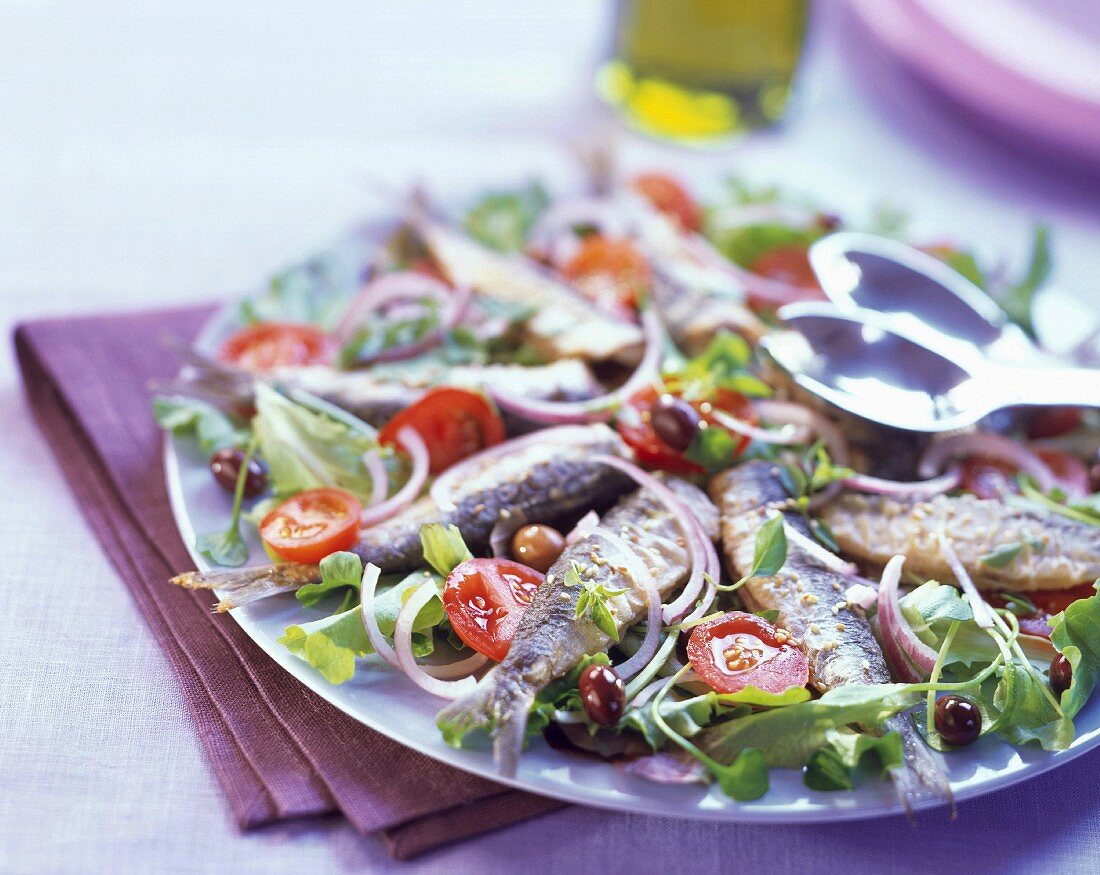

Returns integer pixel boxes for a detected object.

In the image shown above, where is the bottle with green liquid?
[598,0,810,145]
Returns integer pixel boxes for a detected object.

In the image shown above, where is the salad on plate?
[156,169,1100,809]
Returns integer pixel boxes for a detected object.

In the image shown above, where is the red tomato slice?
[1029,583,1098,617]
[1035,448,1091,499]
[746,244,825,308]
[561,235,651,310]
[1027,407,1083,440]
[632,172,702,232]
[687,611,809,695]
[259,487,362,564]
[219,322,332,371]
[378,387,506,476]
[442,558,545,661]
[616,385,755,474]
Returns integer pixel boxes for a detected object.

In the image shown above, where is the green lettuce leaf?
[1050,585,1100,719]
[297,551,363,608]
[279,607,373,685]
[240,253,354,330]
[420,524,473,578]
[804,728,904,790]
[463,182,549,252]
[153,396,249,453]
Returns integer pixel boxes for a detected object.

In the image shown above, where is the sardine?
[172,424,630,610]
[412,219,644,364]
[437,476,719,776]
[709,460,951,811]
[819,492,1100,592]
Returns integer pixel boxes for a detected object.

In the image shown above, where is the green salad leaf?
[280,606,373,685]
[153,396,249,453]
[195,435,259,567]
[297,551,364,608]
[420,523,473,578]
[997,224,1051,337]
[1050,584,1100,719]
[463,182,549,252]
[240,253,354,330]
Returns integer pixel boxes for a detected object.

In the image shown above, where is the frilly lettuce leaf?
[1050,584,1100,719]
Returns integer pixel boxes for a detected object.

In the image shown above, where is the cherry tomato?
[442,558,545,661]
[259,487,362,564]
[219,322,332,371]
[561,235,651,310]
[748,245,823,295]
[1028,583,1098,617]
[1027,407,1083,440]
[687,611,809,695]
[617,385,755,474]
[632,172,702,232]
[378,387,506,476]
[959,456,1019,499]
[1035,449,1091,499]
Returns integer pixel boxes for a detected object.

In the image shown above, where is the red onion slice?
[360,562,399,669]
[361,427,429,527]
[876,554,937,683]
[937,531,995,629]
[489,510,528,559]
[335,271,452,344]
[626,751,707,785]
[710,409,812,446]
[844,581,878,611]
[429,424,614,513]
[600,531,661,680]
[422,651,489,680]
[394,581,479,699]
[361,449,390,508]
[840,466,963,498]
[488,308,663,425]
[753,399,850,465]
[917,433,1055,492]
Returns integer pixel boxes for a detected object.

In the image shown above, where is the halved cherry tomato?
[687,611,809,695]
[561,235,651,310]
[378,387,506,476]
[1027,407,1083,440]
[442,558,545,661]
[632,172,702,232]
[748,244,823,293]
[987,583,1097,639]
[219,322,332,371]
[259,487,362,564]
[1035,448,1091,498]
[616,385,756,474]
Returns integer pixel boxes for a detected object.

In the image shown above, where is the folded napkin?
[14,307,565,859]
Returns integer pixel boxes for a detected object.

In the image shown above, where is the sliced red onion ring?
[335,271,451,343]
[600,531,661,680]
[361,427,428,527]
[682,234,820,308]
[918,433,1055,492]
[360,562,399,668]
[589,454,715,625]
[422,651,488,680]
[753,400,850,465]
[840,466,963,498]
[710,409,812,446]
[876,554,937,683]
[489,308,663,425]
[844,581,878,611]
[528,196,630,267]
[937,531,995,629]
[430,424,612,513]
[626,751,707,785]
[566,510,600,545]
[361,449,390,508]
[489,510,528,559]
[394,581,479,699]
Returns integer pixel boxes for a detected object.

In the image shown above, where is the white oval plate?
[164,220,1100,823]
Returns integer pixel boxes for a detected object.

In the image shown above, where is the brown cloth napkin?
[13,307,566,859]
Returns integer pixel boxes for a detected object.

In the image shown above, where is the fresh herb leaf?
[750,514,787,578]
[980,543,1024,569]
[672,331,771,399]
[684,424,738,473]
[420,523,473,577]
[463,182,549,252]
[1049,583,1100,719]
[803,746,851,791]
[195,435,259,567]
[241,254,354,330]
[998,224,1051,337]
[810,518,839,552]
[153,396,249,453]
[337,297,442,368]
[998,592,1038,617]
[712,748,770,801]
[572,562,627,641]
[754,609,781,623]
[1016,475,1100,526]
[297,551,363,608]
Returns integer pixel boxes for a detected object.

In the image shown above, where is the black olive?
[934,694,982,746]
[210,447,266,498]
[1050,654,1073,696]
[578,664,626,726]
[650,396,700,452]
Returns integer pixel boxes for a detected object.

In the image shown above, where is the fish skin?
[709,460,951,811]
[171,424,631,609]
[819,492,1100,592]
[437,476,719,777]
[412,219,644,364]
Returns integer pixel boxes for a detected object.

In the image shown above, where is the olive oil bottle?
[598,0,810,145]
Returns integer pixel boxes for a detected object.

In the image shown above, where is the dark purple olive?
[210,447,266,497]
[578,664,626,726]
[1050,654,1073,696]
[934,694,982,746]
[650,395,700,452]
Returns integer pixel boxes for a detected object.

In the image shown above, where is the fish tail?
[436,668,536,778]
[885,714,954,817]
[170,563,321,612]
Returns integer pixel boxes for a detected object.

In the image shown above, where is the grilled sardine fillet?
[412,219,643,364]
[820,492,1100,592]
[710,460,951,810]
[437,476,719,776]
[172,424,630,610]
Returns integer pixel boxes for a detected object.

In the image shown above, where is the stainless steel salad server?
[762,304,1100,433]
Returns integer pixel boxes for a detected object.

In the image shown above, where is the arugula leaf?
[297,551,363,608]
[153,396,249,453]
[252,383,387,503]
[672,331,771,398]
[712,748,770,801]
[803,729,903,791]
[195,435,259,567]
[463,182,549,252]
[1050,584,1100,719]
[525,654,613,737]
[419,524,473,578]
[684,425,738,473]
[998,224,1051,337]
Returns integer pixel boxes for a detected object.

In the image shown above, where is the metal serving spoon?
[762,304,1100,433]
[808,231,1043,368]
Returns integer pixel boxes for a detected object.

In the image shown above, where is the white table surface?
[2,2,1098,873]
